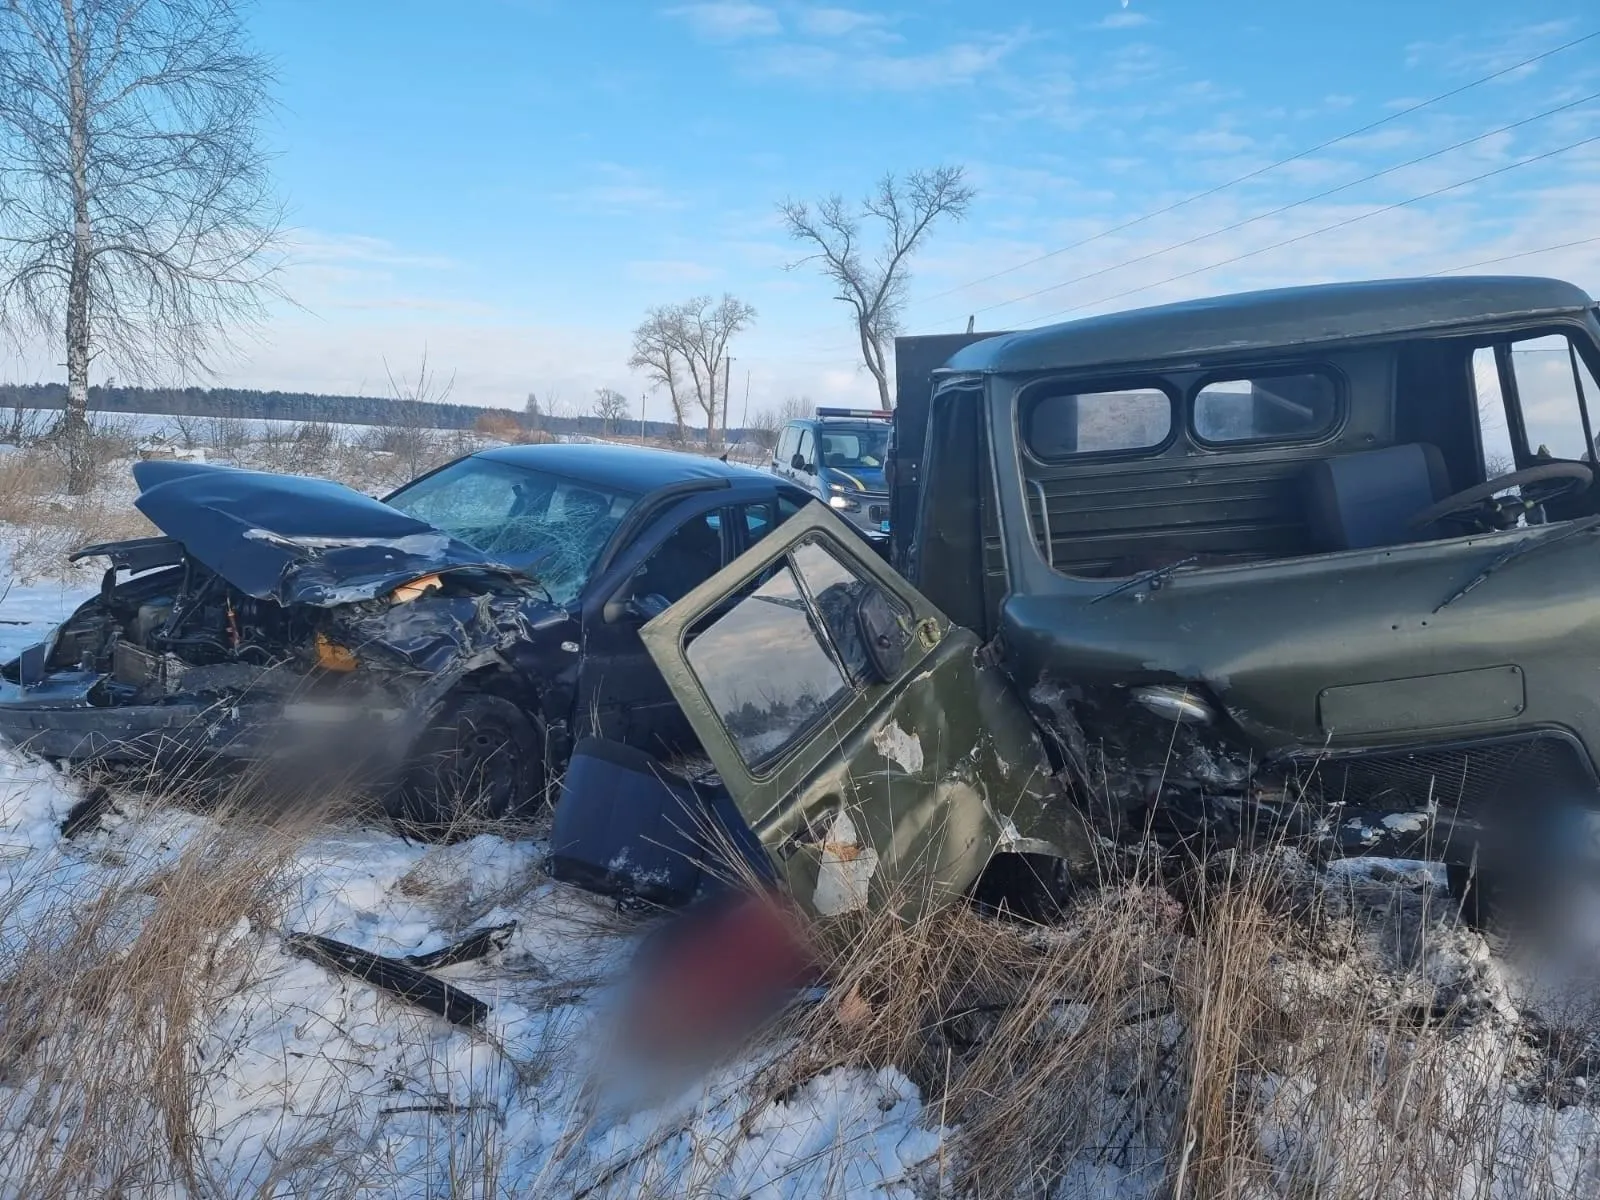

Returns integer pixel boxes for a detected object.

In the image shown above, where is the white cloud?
[1093,11,1152,30]
[750,29,1027,91]
[665,2,781,41]
[554,163,686,212]
[793,6,888,38]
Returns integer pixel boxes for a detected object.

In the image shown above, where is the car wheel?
[389,692,544,837]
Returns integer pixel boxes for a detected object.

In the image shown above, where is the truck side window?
[1193,370,1338,444]
[1471,347,1518,477]
[1024,384,1173,459]
[776,426,797,463]
[796,429,816,470]
[1504,334,1600,462]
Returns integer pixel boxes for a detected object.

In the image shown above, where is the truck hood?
[128,460,519,607]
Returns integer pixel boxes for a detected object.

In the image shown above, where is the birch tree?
[0,0,283,491]
[780,166,973,409]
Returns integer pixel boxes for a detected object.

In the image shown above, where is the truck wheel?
[390,692,544,837]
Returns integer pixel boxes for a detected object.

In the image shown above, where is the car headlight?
[828,494,862,512]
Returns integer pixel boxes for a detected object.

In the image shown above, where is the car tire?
[389,692,544,838]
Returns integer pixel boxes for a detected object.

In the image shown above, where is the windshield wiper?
[1091,556,1199,604]
[1434,516,1600,613]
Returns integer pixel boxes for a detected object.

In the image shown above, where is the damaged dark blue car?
[0,444,814,828]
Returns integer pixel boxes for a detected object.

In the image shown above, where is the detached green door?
[640,503,1094,919]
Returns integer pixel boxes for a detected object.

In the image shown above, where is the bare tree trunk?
[857,315,891,409]
[62,0,93,491]
[667,376,685,443]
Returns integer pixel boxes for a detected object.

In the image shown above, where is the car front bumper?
[0,675,415,769]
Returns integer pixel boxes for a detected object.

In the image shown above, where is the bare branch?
[780,165,974,407]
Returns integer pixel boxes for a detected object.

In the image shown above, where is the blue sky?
[34,0,1600,421]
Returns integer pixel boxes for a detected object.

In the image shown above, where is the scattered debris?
[401,921,516,970]
[283,931,491,1027]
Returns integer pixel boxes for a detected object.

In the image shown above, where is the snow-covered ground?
[3,531,1600,1196]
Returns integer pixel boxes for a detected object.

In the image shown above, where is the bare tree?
[593,386,630,436]
[0,0,284,492]
[629,308,689,444]
[745,407,782,451]
[378,349,454,478]
[663,294,755,447]
[779,394,812,424]
[780,166,974,409]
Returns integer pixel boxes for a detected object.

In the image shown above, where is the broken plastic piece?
[284,932,490,1026]
[314,632,358,672]
[402,922,516,970]
[392,574,444,603]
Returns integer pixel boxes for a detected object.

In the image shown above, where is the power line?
[1026,131,1600,326]
[946,90,1600,323]
[907,27,1600,311]
[1426,235,1600,275]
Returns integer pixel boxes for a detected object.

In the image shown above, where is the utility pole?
[639,392,646,444]
[722,356,733,446]
[741,368,751,433]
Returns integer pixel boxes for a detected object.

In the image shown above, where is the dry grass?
[0,441,155,581]
[0,790,331,1196]
[743,847,1592,1199]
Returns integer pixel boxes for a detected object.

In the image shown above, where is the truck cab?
[892,276,1600,865]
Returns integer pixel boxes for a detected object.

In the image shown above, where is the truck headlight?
[828,494,862,512]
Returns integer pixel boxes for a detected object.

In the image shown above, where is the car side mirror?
[855,588,913,683]
[790,453,807,472]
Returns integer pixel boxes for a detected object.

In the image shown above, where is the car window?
[1193,370,1338,443]
[777,426,797,463]
[385,458,638,604]
[818,426,888,469]
[629,511,724,615]
[1025,385,1173,458]
[797,428,815,468]
[742,494,806,549]
[1504,334,1600,462]
[686,560,850,767]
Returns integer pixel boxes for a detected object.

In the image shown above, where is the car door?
[574,490,741,754]
[794,428,820,497]
[640,502,1095,919]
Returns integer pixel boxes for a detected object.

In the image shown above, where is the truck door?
[640,503,1095,919]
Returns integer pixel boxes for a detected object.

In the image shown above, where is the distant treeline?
[0,382,745,441]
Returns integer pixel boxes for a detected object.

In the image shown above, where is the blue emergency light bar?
[815,407,892,421]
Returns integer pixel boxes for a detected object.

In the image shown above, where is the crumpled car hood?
[130,460,518,607]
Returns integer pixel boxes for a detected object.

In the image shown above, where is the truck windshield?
[819,426,889,470]
[386,459,639,603]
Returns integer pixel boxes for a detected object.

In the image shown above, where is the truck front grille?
[1284,731,1596,818]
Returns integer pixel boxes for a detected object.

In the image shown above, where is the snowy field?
[3,466,1600,1195]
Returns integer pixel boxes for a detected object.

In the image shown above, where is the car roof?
[942,276,1596,377]
[475,440,778,494]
